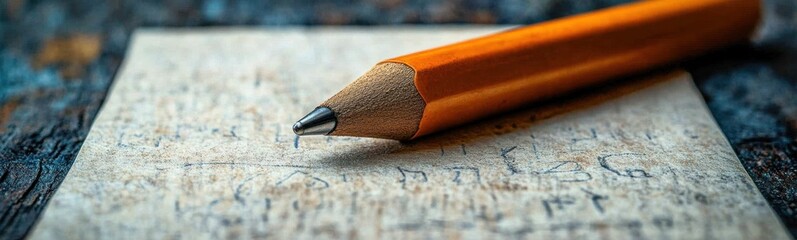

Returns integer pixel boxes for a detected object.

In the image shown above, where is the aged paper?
[31,28,789,239]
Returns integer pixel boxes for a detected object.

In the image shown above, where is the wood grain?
[28,28,789,239]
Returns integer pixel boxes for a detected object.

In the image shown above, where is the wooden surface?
[2,1,796,239]
[0,42,119,239]
[28,28,789,239]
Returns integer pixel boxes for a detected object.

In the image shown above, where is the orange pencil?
[293,0,761,140]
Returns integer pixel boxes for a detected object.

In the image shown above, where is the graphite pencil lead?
[293,107,337,136]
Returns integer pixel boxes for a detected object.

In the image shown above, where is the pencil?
[292,0,760,140]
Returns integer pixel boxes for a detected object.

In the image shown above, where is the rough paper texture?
[31,28,789,239]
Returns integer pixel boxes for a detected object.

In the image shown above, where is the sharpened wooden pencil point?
[318,62,424,140]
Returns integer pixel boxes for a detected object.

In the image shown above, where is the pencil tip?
[293,107,337,136]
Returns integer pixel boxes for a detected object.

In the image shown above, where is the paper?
[31,27,789,239]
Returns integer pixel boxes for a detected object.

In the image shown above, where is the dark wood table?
[2,0,795,239]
